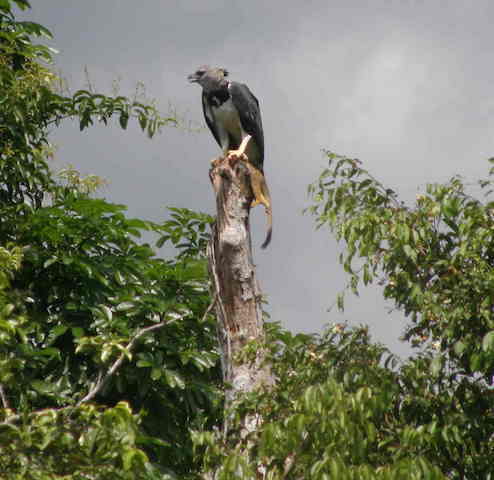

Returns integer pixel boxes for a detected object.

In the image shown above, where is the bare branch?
[201,293,218,324]
[77,320,167,406]
[0,384,9,409]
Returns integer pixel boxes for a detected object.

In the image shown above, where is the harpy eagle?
[188,66,272,248]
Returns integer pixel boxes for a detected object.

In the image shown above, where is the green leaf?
[17,21,53,38]
[0,0,12,11]
[430,355,443,377]
[101,305,113,322]
[45,325,68,345]
[403,244,417,261]
[470,353,482,372]
[122,448,135,471]
[31,380,54,393]
[454,341,466,355]
[12,0,32,10]
[191,354,210,371]
[164,369,185,389]
[482,331,494,352]
[119,111,129,129]
[138,114,147,130]
[136,359,152,368]
[336,292,344,311]
[43,257,58,268]
[114,271,125,285]
[116,301,134,312]
[71,327,85,338]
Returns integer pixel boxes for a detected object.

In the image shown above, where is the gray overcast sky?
[24,1,494,356]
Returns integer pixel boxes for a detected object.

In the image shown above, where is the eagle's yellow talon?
[227,150,247,163]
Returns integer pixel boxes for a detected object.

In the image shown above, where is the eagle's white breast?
[213,98,243,140]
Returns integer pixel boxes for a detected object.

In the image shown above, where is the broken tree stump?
[207,156,273,409]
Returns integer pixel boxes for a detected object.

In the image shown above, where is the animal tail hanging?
[248,165,272,249]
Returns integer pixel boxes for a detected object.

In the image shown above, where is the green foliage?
[303,151,494,478]
[195,324,451,479]
[196,321,494,478]
[308,152,494,382]
[0,0,175,213]
[156,207,214,260]
[0,2,220,478]
[1,402,156,480]
[0,195,221,478]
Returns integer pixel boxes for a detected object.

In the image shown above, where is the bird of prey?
[188,66,272,249]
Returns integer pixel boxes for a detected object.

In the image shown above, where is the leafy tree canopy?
[0,1,221,478]
[194,153,494,479]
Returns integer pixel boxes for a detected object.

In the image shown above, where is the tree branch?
[77,320,167,406]
[0,384,9,409]
[201,293,218,324]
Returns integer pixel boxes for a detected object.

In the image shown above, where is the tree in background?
[307,152,494,478]
[0,1,221,478]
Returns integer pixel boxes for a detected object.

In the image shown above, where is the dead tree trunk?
[207,157,274,411]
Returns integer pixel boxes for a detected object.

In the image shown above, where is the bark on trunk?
[207,157,273,410]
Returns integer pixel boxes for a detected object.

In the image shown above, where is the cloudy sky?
[24,1,494,356]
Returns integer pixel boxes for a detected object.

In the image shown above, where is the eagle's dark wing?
[229,81,264,171]
[202,91,222,148]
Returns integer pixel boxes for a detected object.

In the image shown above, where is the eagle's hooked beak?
[187,73,199,83]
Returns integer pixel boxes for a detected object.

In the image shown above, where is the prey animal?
[188,66,272,248]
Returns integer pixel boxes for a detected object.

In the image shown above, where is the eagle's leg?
[226,135,251,163]
[226,135,269,210]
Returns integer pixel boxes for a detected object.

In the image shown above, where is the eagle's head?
[188,66,229,91]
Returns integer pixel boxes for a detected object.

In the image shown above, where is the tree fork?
[207,156,274,408]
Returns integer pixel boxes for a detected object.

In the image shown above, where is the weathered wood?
[207,156,273,408]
